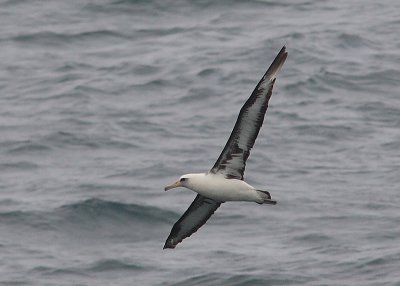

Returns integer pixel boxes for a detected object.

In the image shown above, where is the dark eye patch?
[180,178,187,182]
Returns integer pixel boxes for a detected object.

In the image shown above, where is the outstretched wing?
[164,195,221,249]
[210,46,287,180]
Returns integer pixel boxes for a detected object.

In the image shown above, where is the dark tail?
[256,190,277,205]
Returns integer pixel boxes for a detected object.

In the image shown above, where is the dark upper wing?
[210,46,287,180]
[163,195,221,249]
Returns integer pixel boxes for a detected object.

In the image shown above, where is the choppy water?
[1,0,400,285]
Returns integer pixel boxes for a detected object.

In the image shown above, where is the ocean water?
[1,0,399,285]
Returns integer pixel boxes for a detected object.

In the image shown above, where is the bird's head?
[164,175,191,191]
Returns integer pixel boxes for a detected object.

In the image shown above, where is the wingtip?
[265,46,288,80]
[163,239,177,249]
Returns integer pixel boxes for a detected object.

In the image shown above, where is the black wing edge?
[163,195,221,249]
[209,46,288,179]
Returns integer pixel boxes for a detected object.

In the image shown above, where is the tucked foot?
[256,190,277,205]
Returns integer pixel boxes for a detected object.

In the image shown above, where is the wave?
[336,33,378,49]
[88,259,144,272]
[40,131,138,150]
[5,140,51,154]
[8,30,129,47]
[0,161,39,171]
[31,258,144,276]
[0,198,176,230]
[57,198,175,225]
[291,123,361,141]
[171,272,305,286]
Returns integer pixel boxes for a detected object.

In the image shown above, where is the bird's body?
[178,173,263,203]
[163,46,288,249]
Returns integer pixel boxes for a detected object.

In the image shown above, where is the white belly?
[186,173,261,203]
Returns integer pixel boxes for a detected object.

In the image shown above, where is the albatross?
[164,46,288,249]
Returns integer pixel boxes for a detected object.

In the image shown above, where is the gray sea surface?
[1,0,400,285]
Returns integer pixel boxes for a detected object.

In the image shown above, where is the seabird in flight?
[164,46,288,249]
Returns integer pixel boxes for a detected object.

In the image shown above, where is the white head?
[164,174,199,191]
